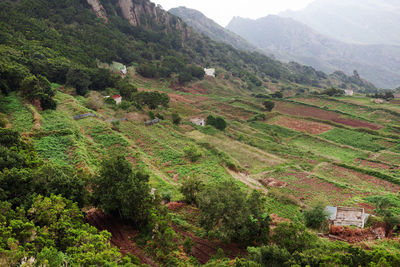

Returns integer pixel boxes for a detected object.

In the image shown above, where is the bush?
[303,203,329,230]
[206,115,227,130]
[183,144,203,162]
[263,100,275,111]
[271,223,317,254]
[171,112,181,125]
[179,176,204,205]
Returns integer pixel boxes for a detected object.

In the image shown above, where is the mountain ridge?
[227,15,400,89]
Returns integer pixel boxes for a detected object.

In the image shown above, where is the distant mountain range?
[280,0,400,45]
[226,15,400,89]
[169,7,257,52]
[167,4,400,89]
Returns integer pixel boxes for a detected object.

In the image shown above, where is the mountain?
[280,0,400,45]
[227,15,400,89]
[169,6,257,52]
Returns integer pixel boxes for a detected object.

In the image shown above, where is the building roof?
[326,206,369,228]
[112,94,122,99]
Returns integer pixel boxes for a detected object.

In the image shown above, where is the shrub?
[179,176,204,205]
[303,203,329,230]
[263,100,275,111]
[271,223,317,254]
[183,144,203,162]
[171,112,181,125]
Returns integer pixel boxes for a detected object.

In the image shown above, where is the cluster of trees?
[320,87,345,96]
[180,178,269,246]
[262,100,275,111]
[367,91,395,100]
[0,127,180,265]
[206,115,227,130]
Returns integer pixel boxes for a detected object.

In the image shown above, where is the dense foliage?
[197,181,270,246]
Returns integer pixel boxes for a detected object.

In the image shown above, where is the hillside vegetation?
[1,0,400,266]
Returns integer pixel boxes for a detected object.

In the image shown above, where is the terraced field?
[3,76,400,222]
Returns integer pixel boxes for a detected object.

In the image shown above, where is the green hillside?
[1,0,400,266]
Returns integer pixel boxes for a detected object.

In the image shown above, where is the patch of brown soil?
[334,165,400,193]
[356,159,400,171]
[328,225,386,243]
[270,116,333,134]
[259,178,288,188]
[126,112,147,122]
[282,172,352,203]
[85,209,157,266]
[270,214,290,226]
[172,225,245,264]
[167,202,186,211]
[274,102,382,130]
[357,203,376,214]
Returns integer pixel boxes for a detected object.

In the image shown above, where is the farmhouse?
[345,89,354,96]
[326,206,368,228]
[190,118,205,126]
[204,68,215,77]
[112,94,122,105]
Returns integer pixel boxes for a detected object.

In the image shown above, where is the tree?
[214,117,227,131]
[178,71,193,84]
[303,203,329,230]
[271,223,317,254]
[270,91,283,98]
[92,155,152,226]
[206,115,216,126]
[197,180,269,246]
[179,177,204,205]
[263,100,275,112]
[66,66,91,96]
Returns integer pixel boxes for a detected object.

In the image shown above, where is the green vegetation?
[1,0,400,265]
[320,128,386,152]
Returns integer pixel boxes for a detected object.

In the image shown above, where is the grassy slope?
[3,75,400,254]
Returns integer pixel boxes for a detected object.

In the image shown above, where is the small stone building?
[190,118,205,126]
[328,206,366,228]
[345,89,354,96]
[204,68,215,77]
[112,94,122,105]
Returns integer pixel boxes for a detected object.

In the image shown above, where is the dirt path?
[26,104,41,131]
[226,169,269,194]
[85,209,158,267]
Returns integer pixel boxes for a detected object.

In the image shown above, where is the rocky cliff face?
[117,0,191,38]
[87,0,108,22]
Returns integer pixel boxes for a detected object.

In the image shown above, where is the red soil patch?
[356,159,400,171]
[270,116,333,134]
[172,225,245,264]
[282,172,352,203]
[259,178,288,188]
[270,214,291,226]
[167,202,186,211]
[169,82,208,95]
[333,165,400,193]
[328,225,386,243]
[274,102,382,130]
[358,202,376,214]
[85,209,157,266]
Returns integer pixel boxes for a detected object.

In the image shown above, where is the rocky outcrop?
[117,0,192,39]
[87,0,108,22]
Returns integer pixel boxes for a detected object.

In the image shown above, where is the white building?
[112,94,122,105]
[204,68,215,77]
[345,89,354,96]
[190,118,205,126]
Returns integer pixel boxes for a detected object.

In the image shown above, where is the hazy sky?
[152,0,315,26]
